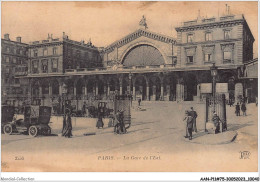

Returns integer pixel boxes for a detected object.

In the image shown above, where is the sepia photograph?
[1,1,258,175]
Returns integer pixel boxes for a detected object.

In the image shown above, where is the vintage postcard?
[1,1,258,174]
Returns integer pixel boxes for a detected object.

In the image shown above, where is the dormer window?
[187,34,193,43]
[205,32,212,41]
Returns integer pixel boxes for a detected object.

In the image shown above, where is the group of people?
[235,102,247,116]
[183,107,198,140]
[97,110,127,134]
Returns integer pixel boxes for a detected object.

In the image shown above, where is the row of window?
[3,77,20,84]
[33,47,58,57]
[2,56,26,64]
[2,46,27,56]
[186,51,232,64]
[31,59,58,73]
[4,87,24,95]
[187,30,231,43]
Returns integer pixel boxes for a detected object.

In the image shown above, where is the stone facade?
[1,34,29,106]
[5,14,256,112]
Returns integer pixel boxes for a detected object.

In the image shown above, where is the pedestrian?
[183,110,189,138]
[190,107,198,133]
[96,113,104,129]
[62,101,73,138]
[114,110,120,134]
[229,99,232,107]
[186,112,194,140]
[241,102,247,116]
[256,97,258,107]
[108,114,114,127]
[138,98,141,106]
[82,101,87,117]
[212,112,221,134]
[235,102,240,116]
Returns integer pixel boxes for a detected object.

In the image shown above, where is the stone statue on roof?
[139,15,148,29]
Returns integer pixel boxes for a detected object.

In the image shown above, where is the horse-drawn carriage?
[2,105,52,137]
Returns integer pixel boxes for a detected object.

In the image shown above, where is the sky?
[1,1,258,58]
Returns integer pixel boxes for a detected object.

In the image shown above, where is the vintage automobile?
[1,105,15,133]
[2,105,52,137]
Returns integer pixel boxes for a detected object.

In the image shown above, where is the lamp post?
[210,63,218,112]
[128,72,133,106]
[62,83,68,117]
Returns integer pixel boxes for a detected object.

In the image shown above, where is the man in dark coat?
[235,103,240,116]
[186,112,194,140]
[190,107,198,133]
[241,102,247,116]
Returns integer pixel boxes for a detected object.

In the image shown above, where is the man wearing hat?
[189,107,198,133]
[183,110,193,140]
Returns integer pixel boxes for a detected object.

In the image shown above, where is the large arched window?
[122,44,164,67]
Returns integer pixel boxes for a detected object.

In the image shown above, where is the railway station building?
[12,13,256,111]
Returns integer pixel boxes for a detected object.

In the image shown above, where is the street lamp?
[210,63,218,112]
[62,83,68,116]
[128,72,133,106]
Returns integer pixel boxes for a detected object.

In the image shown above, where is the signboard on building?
[200,83,212,93]
[216,83,228,93]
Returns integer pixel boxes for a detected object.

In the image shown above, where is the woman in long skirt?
[96,113,104,129]
[62,107,73,138]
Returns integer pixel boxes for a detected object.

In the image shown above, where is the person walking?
[190,107,198,133]
[235,103,240,116]
[183,111,189,138]
[138,98,142,106]
[62,101,73,138]
[96,112,104,129]
[183,111,193,140]
[241,102,247,116]
[82,102,87,117]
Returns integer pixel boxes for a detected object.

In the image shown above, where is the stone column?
[95,84,98,96]
[49,83,52,97]
[39,86,42,97]
[166,85,170,101]
[104,85,107,96]
[160,84,164,101]
[107,84,110,95]
[133,85,136,100]
[146,85,149,101]
[74,85,77,96]
[197,83,201,102]
[235,83,243,103]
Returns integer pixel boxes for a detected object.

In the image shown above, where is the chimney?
[16,37,21,43]
[4,34,10,40]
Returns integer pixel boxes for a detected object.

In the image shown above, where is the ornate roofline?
[175,19,245,32]
[103,29,176,53]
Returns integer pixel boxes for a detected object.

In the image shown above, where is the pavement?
[1,101,258,172]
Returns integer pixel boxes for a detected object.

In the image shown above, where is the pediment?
[104,29,176,53]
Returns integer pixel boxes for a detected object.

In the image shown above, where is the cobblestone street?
[1,101,258,172]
